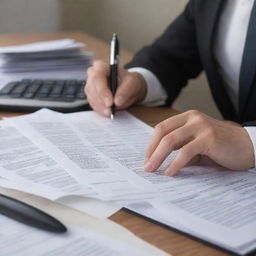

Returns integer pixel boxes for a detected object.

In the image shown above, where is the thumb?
[114,72,146,109]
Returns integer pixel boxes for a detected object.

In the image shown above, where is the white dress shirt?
[129,0,256,167]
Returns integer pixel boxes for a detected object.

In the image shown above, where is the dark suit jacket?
[125,0,256,126]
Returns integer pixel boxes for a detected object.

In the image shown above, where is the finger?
[144,125,194,173]
[86,61,113,108]
[87,94,111,117]
[86,85,110,117]
[114,74,137,108]
[114,71,148,109]
[145,113,190,160]
[85,70,111,112]
[165,138,204,176]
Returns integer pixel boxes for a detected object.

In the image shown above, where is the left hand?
[144,110,255,176]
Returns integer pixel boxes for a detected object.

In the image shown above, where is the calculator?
[0,79,90,112]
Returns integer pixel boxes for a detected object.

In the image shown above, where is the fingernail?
[144,161,154,172]
[165,171,171,176]
[104,97,111,107]
[115,95,124,106]
[144,157,149,165]
[165,168,174,176]
[104,108,110,116]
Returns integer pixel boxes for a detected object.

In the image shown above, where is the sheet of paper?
[0,187,170,256]
[57,196,121,219]
[0,215,157,256]
[7,109,181,202]
[0,39,85,54]
[0,120,98,200]
[0,176,121,219]
[6,110,160,201]
[0,115,121,218]
[150,165,256,253]
[126,202,256,256]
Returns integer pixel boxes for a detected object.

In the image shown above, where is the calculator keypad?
[0,79,86,102]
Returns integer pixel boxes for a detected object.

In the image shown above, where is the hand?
[85,60,147,117]
[144,110,255,176]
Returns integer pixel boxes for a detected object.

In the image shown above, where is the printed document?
[0,214,160,256]
[3,109,256,255]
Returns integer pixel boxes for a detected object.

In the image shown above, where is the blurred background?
[0,0,222,119]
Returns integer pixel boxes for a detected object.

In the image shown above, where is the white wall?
[61,0,189,53]
[0,0,60,33]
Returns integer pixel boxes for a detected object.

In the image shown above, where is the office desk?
[0,32,229,256]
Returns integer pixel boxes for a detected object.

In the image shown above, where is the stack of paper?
[1,109,256,255]
[0,39,93,73]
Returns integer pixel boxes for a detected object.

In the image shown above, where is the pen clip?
[110,34,119,65]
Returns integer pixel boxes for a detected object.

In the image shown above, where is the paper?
[4,108,256,255]
[0,176,121,219]
[6,109,180,201]
[0,187,170,256]
[0,39,85,54]
[0,120,98,200]
[0,39,92,73]
[6,110,157,201]
[0,117,121,218]
[0,215,155,256]
[57,196,121,219]
[151,166,256,250]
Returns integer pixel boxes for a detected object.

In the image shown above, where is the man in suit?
[85,0,256,176]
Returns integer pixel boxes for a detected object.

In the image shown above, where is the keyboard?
[0,79,89,112]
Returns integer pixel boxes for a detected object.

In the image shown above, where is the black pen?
[109,33,119,120]
[0,194,67,233]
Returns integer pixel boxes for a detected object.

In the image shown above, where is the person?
[85,0,256,176]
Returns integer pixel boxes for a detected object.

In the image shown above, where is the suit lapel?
[203,0,224,59]
[239,1,256,117]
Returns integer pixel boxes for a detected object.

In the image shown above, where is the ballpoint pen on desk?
[109,33,119,120]
[0,194,67,233]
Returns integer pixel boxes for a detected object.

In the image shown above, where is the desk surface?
[0,32,230,256]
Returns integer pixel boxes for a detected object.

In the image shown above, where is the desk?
[0,32,229,256]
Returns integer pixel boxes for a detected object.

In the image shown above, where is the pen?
[109,33,119,120]
[0,194,67,233]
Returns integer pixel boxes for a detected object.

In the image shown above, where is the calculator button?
[9,93,22,98]
[51,86,63,94]
[23,93,34,98]
[0,82,18,94]
[38,86,51,94]
[27,84,40,93]
[63,86,77,95]
[76,93,86,99]
[36,93,48,98]
[12,83,28,94]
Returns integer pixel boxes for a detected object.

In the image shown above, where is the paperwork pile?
[0,39,92,73]
[1,109,256,255]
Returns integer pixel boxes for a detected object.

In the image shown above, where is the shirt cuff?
[244,126,256,168]
[128,67,167,106]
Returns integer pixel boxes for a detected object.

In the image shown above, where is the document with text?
[3,109,256,255]
[0,214,161,256]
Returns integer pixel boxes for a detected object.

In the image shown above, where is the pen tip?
[110,114,114,121]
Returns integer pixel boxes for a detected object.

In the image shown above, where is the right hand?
[85,60,147,117]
